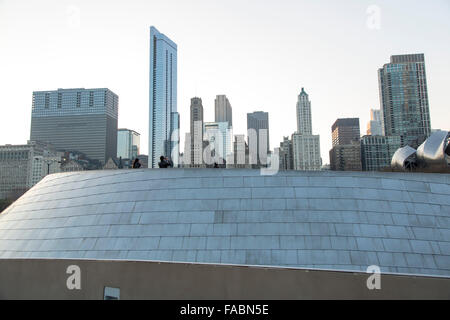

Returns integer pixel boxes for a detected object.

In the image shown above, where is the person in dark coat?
[132,158,141,169]
[158,156,173,168]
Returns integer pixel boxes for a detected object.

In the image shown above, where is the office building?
[331,118,360,147]
[367,109,382,136]
[292,134,321,170]
[117,129,140,160]
[329,142,362,171]
[215,95,232,127]
[292,88,321,170]
[247,111,270,166]
[296,88,313,135]
[204,122,232,165]
[378,53,431,148]
[149,26,179,168]
[329,118,362,171]
[279,136,294,170]
[361,135,402,171]
[30,88,118,164]
[229,134,250,168]
[190,97,204,167]
[0,141,61,199]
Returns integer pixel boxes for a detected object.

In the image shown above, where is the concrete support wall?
[0,259,449,300]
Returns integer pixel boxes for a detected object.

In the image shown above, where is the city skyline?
[1,0,449,164]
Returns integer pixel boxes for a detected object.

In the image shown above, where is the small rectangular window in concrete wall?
[104,287,120,300]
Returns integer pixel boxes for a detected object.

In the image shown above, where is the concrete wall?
[0,258,449,300]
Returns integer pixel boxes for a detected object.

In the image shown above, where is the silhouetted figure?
[214,162,219,168]
[132,158,141,169]
[158,156,173,168]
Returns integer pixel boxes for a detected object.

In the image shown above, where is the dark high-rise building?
[190,97,204,166]
[378,53,431,148]
[149,26,179,168]
[279,136,294,170]
[331,118,360,147]
[30,88,118,164]
[247,111,269,165]
[329,118,362,171]
[329,143,362,171]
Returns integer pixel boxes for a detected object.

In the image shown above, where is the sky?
[0,0,449,164]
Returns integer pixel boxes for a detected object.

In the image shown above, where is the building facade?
[228,134,251,169]
[30,88,118,165]
[361,135,402,171]
[329,142,362,171]
[117,129,140,160]
[0,141,61,199]
[292,134,321,171]
[296,88,312,135]
[149,26,179,168]
[378,54,431,148]
[329,118,362,171]
[331,118,360,147]
[367,109,382,136]
[204,122,232,165]
[247,111,270,166]
[279,136,294,170]
[215,95,232,127]
[190,97,204,167]
[292,88,321,170]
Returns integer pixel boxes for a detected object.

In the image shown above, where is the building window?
[57,93,62,108]
[103,287,120,300]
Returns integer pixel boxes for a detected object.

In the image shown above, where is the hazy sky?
[1,0,449,164]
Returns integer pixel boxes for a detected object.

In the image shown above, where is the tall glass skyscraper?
[247,111,270,165]
[149,26,179,168]
[378,54,431,148]
[30,88,118,164]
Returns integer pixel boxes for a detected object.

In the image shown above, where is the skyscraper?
[292,88,321,170]
[247,111,270,166]
[329,118,362,171]
[149,26,179,168]
[296,88,312,135]
[378,53,431,148]
[367,109,382,136]
[215,95,232,127]
[279,136,294,170]
[204,122,232,165]
[30,88,118,164]
[329,143,362,171]
[117,129,140,160]
[331,118,360,147]
[190,97,204,167]
[229,134,250,169]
